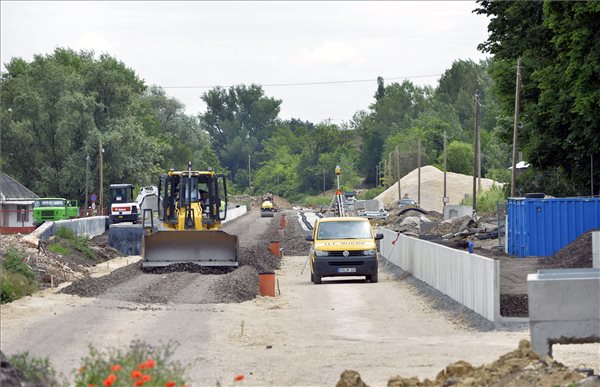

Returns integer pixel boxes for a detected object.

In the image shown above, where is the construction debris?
[338,340,597,387]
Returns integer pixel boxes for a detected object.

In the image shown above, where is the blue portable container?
[507,197,600,257]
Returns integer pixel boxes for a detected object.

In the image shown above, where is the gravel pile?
[538,230,595,269]
[280,212,310,256]
[61,262,143,298]
[210,266,260,303]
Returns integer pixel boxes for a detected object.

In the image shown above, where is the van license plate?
[337,268,356,273]
[118,216,123,218]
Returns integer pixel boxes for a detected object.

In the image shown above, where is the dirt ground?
[61,209,281,303]
[2,211,599,386]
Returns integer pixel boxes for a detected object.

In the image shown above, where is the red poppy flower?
[234,374,245,382]
[110,364,121,372]
[103,373,117,386]
[134,380,145,386]
[131,370,142,379]
[142,374,151,382]
[165,382,177,387]
[145,358,155,369]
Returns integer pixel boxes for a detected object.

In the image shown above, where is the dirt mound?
[281,213,310,256]
[500,294,529,317]
[239,245,281,274]
[339,340,594,387]
[375,165,501,213]
[61,261,142,298]
[272,195,292,209]
[538,230,595,269]
[0,233,121,289]
[211,266,260,303]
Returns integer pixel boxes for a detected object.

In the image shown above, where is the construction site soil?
[375,210,595,318]
[61,211,284,303]
[0,232,122,289]
[336,340,598,387]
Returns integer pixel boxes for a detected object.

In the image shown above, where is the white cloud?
[74,32,116,54]
[298,41,365,66]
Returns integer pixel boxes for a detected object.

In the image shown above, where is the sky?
[1,1,490,124]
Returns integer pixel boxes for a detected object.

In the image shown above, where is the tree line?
[1,2,597,203]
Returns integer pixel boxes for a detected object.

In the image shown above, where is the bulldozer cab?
[142,165,238,268]
[158,170,228,230]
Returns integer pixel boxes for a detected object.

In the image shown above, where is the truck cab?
[33,198,79,226]
[109,184,138,224]
[306,216,383,284]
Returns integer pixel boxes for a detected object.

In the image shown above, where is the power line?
[161,74,442,89]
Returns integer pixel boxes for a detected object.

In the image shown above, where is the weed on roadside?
[0,248,38,303]
[8,352,65,386]
[75,340,188,387]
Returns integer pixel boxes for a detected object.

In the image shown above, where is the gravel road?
[1,211,598,386]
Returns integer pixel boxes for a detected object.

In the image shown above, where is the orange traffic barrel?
[279,213,287,228]
[259,272,276,297]
[269,241,281,257]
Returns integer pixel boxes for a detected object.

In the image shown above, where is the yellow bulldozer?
[141,163,239,268]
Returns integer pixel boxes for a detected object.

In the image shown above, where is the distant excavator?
[141,162,239,268]
[260,193,275,217]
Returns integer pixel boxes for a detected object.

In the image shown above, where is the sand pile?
[375,165,501,213]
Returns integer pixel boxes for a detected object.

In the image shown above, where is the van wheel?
[369,272,379,283]
[313,270,322,285]
[310,271,314,283]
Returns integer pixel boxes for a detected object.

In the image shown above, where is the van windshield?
[35,199,65,207]
[317,221,372,240]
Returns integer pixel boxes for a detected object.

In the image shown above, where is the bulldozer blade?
[142,230,239,268]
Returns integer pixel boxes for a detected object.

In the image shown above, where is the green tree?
[475,0,600,194]
[441,141,474,175]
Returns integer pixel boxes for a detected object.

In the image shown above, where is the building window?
[17,205,29,222]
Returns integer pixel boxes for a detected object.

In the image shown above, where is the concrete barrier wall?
[33,217,108,241]
[222,205,247,224]
[379,228,499,322]
[593,231,599,268]
[528,268,600,357]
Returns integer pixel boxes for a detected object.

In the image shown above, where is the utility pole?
[443,131,447,210]
[85,154,90,213]
[375,164,379,188]
[323,167,326,193]
[99,139,104,215]
[396,146,401,200]
[388,152,393,189]
[476,90,482,193]
[383,158,387,188]
[511,58,522,197]
[472,91,480,215]
[417,138,421,206]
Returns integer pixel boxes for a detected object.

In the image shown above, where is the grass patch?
[52,227,96,260]
[48,243,69,256]
[358,186,385,200]
[55,226,75,240]
[461,185,507,213]
[0,268,38,303]
[300,194,335,208]
[8,352,63,386]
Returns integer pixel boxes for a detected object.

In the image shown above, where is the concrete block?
[593,231,599,268]
[109,224,145,256]
[443,205,472,220]
[528,268,600,357]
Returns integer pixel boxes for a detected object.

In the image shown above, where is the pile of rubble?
[336,340,597,387]
[0,233,121,289]
[0,234,84,286]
